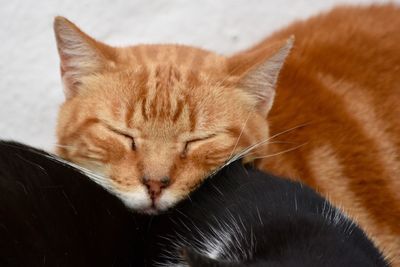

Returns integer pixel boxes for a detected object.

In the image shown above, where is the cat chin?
[157,190,180,210]
[139,190,181,214]
[114,186,153,212]
[113,187,181,214]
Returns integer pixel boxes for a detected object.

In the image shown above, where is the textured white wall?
[0,0,394,150]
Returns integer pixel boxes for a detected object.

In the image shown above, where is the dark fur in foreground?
[0,141,388,266]
[0,141,147,266]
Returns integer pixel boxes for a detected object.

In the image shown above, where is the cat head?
[53,17,293,214]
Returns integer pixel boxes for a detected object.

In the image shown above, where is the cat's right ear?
[53,17,116,99]
[228,37,294,116]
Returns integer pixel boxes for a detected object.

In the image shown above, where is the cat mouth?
[104,174,184,214]
[114,186,178,214]
[143,197,173,215]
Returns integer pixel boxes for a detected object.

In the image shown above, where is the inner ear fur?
[53,16,117,98]
[228,37,294,116]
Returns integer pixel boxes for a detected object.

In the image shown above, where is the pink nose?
[142,176,171,200]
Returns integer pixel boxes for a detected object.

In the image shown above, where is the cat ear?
[234,36,294,116]
[53,16,116,98]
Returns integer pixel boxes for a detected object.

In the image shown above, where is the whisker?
[267,122,313,140]
[243,140,301,156]
[245,142,307,160]
[43,155,115,191]
[210,122,312,176]
[232,122,312,160]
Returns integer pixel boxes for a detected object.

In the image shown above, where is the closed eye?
[105,125,136,150]
[182,134,216,156]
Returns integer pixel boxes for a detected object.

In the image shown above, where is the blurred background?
[0,0,394,150]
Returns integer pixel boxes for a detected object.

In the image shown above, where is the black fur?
[0,141,388,266]
[0,141,149,266]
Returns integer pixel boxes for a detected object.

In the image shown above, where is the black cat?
[0,141,388,266]
[0,141,149,266]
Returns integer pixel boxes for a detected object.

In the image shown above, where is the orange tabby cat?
[53,5,400,264]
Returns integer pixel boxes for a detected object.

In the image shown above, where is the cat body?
[152,153,388,267]
[52,4,400,263]
[0,141,388,266]
[253,5,400,262]
[0,141,147,266]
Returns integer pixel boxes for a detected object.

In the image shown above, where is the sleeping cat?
[52,4,400,263]
[0,141,388,266]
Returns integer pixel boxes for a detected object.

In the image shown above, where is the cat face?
[54,17,292,213]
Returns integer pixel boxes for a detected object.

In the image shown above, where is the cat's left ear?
[230,37,294,116]
[53,16,117,99]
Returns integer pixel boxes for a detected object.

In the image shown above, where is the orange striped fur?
[54,5,400,264]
